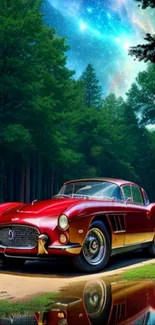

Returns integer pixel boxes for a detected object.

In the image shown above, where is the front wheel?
[72,221,111,273]
[83,279,111,325]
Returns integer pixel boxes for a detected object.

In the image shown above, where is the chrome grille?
[0,225,39,249]
[0,315,37,325]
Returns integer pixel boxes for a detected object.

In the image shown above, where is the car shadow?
[0,250,154,278]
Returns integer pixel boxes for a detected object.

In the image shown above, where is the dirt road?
[0,251,155,301]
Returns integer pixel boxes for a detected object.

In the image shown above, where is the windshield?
[58,181,123,201]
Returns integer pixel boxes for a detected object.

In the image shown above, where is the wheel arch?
[72,216,112,272]
[91,215,112,243]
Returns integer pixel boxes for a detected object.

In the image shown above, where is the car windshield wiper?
[101,196,112,200]
[70,194,113,200]
[53,194,71,198]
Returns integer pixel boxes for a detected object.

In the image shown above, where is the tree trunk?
[25,163,30,203]
[32,154,37,200]
[51,169,54,197]
[20,164,25,202]
[10,166,14,201]
[0,153,5,202]
[37,154,42,200]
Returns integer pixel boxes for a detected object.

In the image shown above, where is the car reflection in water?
[1,278,155,325]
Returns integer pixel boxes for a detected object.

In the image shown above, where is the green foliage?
[122,264,155,280]
[3,124,32,153]
[1,0,155,203]
[127,64,155,125]
[129,1,155,62]
[0,292,57,314]
[80,64,102,108]
[129,34,155,63]
[134,0,155,8]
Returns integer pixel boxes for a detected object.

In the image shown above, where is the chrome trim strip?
[48,244,81,250]
[3,253,54,260]
[17,210,38,214]
[113,230,126,234]
[49,309,61,311]
[111,241,151,256]
[112,240,152,250]
[2,244,81,257]
[0,245,37,250]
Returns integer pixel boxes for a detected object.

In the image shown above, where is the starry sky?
[42,0,155,97]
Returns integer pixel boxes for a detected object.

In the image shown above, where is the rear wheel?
[72,221,111,273]
[143,235,155,256]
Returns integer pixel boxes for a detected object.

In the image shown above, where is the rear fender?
[148,204,155,230]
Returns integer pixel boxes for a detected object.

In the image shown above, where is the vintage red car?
[0,178,155,273]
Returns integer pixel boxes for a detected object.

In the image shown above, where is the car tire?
[83,279,111,325]
[72,221,111,273]
[1,257,26,269]
[143,236,155,256]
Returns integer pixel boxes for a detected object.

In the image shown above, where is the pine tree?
[129,1,155,62]
[134,0,155,8]
[129,33,155,63]
[127,64,155,125]
[80,64,102,108]
[0,0,78,201]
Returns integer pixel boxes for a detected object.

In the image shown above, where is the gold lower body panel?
[66,247,81,254]
[112,232,154,249]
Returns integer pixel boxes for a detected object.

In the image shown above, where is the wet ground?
[0,250,154,301]
[0,276,155,324]
[0,251,155,324]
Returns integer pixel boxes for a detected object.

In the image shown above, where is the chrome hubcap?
[82,228,106,266]
[84,280,107,318]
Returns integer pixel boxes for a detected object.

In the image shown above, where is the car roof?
[64,178,139,187]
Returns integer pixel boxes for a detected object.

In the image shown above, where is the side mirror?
[126,197,133,203]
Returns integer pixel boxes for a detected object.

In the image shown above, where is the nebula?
[43,0,155,97]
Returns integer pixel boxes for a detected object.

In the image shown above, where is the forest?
[0,0,155,203]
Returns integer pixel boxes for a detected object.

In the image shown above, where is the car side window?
[132,186,144,205]
[122,185,132,200]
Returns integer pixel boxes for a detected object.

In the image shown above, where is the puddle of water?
[1,277,155,324]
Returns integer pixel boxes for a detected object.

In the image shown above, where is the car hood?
[0,198,82,222]
[0,197,124,228]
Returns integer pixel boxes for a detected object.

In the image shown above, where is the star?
[87,7,93,13]
[107,13,112,19]
[79,21,88,31]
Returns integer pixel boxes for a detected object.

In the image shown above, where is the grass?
[122,264,155,280]
[0,292,57,315]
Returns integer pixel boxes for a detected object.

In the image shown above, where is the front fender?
[0,202,24,216]
[69,215,93,246]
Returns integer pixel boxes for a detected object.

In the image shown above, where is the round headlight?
[58,214,68,230]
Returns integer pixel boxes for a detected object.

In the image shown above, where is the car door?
[122,184,150,245]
